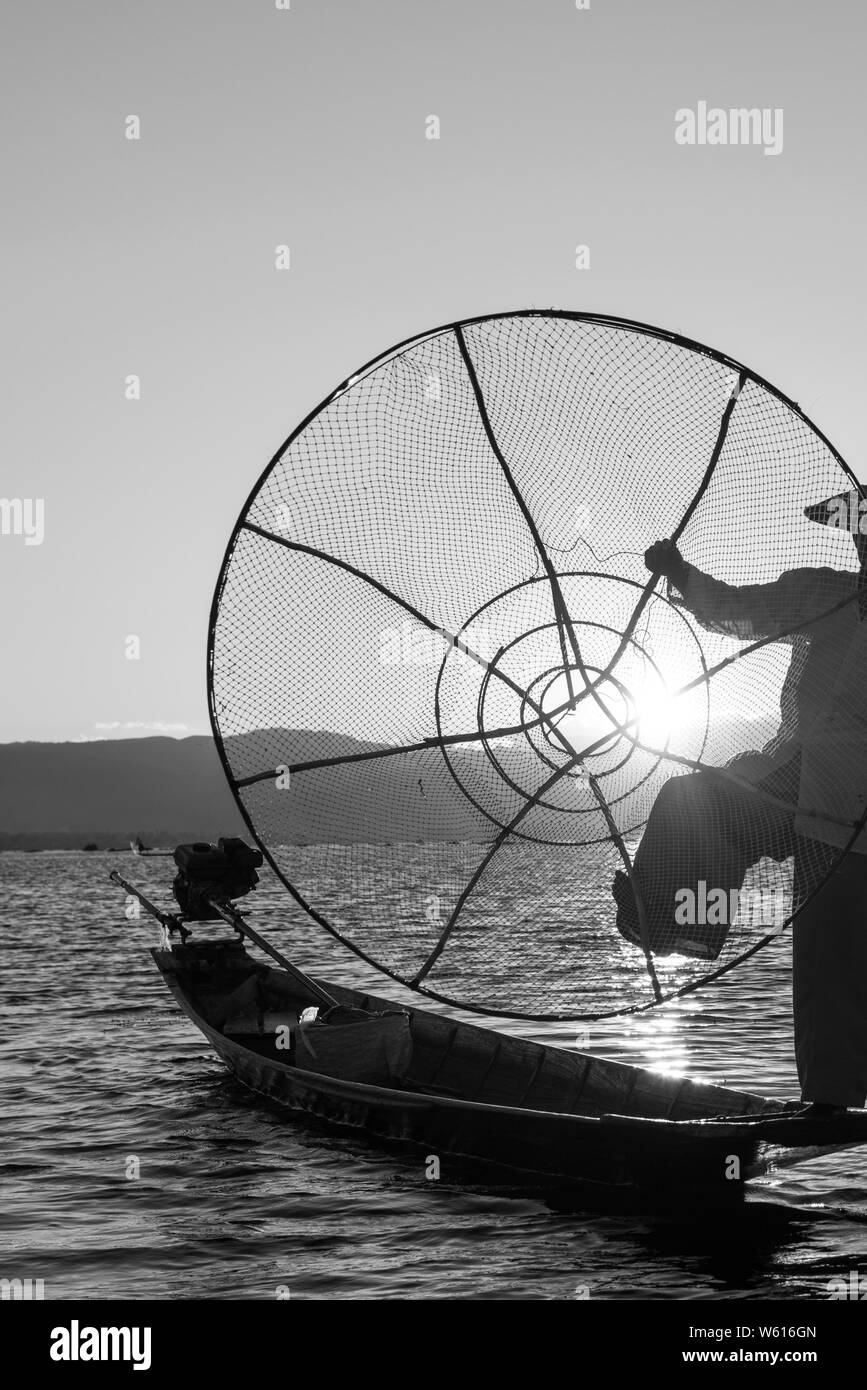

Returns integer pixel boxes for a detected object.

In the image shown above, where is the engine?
[172,838,264,920]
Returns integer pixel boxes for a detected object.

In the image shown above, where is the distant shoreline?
[1,836,494,852]
[0,832,187,852]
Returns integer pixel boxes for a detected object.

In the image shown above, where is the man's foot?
[799,1101,846,1118]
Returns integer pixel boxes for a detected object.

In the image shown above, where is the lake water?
[2,850,865,1301]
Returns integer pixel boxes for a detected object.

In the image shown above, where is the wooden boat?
[152,933,867,1196]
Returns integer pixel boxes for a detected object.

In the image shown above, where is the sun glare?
[545,664,692,760]
[632,675,682,748]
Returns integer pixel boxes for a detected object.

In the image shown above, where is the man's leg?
[614,772,741,956]
[793,848,867,1108]
[615,761,795,958]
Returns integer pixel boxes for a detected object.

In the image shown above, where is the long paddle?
[108,870,337,1010]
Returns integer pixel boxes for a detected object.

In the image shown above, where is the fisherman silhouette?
[616,490,867,1113]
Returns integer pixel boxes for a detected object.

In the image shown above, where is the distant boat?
[129,837,173,858]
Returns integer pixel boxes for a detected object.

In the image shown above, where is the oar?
[108,870,337,1011]
[109,870,188,935]
[203,896,338,1011]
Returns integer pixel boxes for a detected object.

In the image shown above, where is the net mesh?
[209,312,867,1020]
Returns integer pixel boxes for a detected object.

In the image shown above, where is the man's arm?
[644,540,846,642]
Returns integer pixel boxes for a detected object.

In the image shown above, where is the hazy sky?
[2,0,865,741]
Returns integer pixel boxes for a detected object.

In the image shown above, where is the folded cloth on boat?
[294,1010,412,1085]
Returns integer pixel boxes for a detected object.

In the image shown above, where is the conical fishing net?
[209,312,867,1020]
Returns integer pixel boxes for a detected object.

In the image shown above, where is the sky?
[2,0,866,742]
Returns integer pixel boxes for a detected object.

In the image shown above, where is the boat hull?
[151,940,867,1196]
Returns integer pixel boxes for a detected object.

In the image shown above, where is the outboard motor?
[172,838,264,920]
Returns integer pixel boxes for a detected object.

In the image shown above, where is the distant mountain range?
[0,731,482,849]
[0,736,244,849]
[0,715,779,850]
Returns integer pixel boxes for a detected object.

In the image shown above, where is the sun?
[632,673,683,749]
[543,661,693,762]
